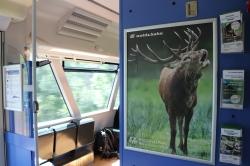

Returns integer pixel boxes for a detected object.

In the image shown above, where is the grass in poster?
[127,64,213,160]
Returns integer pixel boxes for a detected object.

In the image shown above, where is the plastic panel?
[77,118,95,147]
[120,0,250,166]
[38,128,54,160]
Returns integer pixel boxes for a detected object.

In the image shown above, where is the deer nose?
[200,49,208,56]
[200,49,208,62]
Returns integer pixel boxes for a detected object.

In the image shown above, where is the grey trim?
[32,0,39,165]
[0,31,6,166]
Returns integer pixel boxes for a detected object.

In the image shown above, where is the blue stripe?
[5,132,35,151]
[8,111,15,132]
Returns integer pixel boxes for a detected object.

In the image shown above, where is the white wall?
[5,19,30,64]
[89,110,117,131]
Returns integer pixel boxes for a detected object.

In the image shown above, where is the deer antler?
[166,27,201,53]
[128,53,137,62]
[131,44,158,63]
[146,44,175,61]
[128,27,202,66]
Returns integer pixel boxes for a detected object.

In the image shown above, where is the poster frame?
[123,18,218,165]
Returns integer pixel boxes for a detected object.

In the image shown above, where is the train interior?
[1,0,119,165]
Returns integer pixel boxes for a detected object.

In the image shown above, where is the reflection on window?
[64,61,118,114]
[37,65,70,122]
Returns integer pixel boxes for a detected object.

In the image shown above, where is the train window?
[64,61,118,114]
[64,61,118,71]
[37,65,70,122]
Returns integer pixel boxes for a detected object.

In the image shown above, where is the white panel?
[89,110,116,131]
[64,0,119,23]
[0,0,28,21]
[0,16,11,31]
[9,0,32,7]
[92,0,119,13]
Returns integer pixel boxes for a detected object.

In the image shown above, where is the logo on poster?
[129,34,135,39]
[129,32,163,39]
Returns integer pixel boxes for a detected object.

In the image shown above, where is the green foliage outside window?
[37,65,70,122]
[64,61,118,114]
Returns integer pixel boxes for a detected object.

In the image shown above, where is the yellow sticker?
[186,0,198,17]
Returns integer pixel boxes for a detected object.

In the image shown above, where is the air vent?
[57,8,111,42]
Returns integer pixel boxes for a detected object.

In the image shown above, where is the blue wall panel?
[5,62,35,166]
[120,0,250,166]
[6,144,32,166]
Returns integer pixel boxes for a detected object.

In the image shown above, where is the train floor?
[94,155,120,166]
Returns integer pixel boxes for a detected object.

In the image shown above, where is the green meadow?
[126,59,214,160]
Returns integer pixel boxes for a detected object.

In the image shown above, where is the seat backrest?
[53,123,77,156]
[38,128,54,160]
[38,118,95,161]
[77,118,95,147]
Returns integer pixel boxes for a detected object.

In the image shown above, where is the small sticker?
[186,0,198,17]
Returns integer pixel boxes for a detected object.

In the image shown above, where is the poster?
[3,64,23,111]
[124,19,217,164]
[220,126,242,165]
[220,11,244,53]
[221,70,244,110]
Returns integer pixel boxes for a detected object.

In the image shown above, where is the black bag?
[113,108,119,129]
[94,128,119,158]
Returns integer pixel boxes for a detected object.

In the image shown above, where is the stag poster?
[124,19,217,164]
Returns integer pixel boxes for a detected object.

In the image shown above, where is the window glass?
[37,65,70,122]
[64,62,117,114]
[64,61,118,71]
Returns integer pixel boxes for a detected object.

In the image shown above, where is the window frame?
[62,61,119,73]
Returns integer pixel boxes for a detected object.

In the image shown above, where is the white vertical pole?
[32,0,39,165]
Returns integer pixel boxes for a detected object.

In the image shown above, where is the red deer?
[129,27,210,155]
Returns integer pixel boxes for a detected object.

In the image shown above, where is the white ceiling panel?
[64,0,119,23]
[0,16,11,31]
[89,0,119,14]
[8,0,32,7]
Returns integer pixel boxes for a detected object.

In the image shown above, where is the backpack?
[94,128,119,158]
